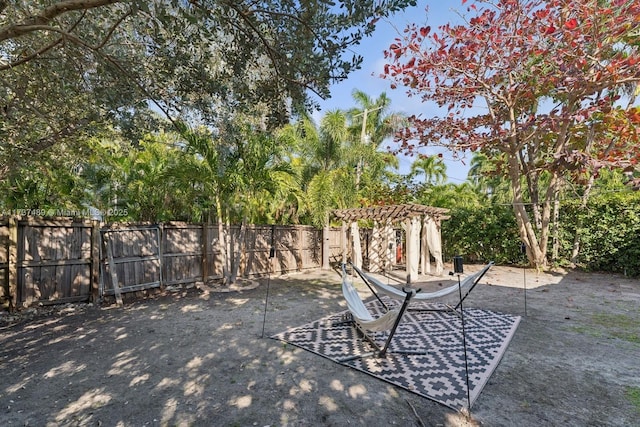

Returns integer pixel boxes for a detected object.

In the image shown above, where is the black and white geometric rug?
[272,298,520,410]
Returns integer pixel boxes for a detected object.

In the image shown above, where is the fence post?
[340,221,347,265]
[322,224,330,270]
[91,220,100,302]
[8,215,18,311]
[201,222,208,286]
[158,223,164,289]
[298,225,304,271]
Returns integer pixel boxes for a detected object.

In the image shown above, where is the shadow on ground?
[1,265,639,426]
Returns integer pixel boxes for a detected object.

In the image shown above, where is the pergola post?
[384,220,394,272]
[435,219,444,276]
[405,216,421,283]
[369,221,383,272]
[350,222,363,269]
[340,221,347,265]
[421,216,431,275]
[425,216,444,276]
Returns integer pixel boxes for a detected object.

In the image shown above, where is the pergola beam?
[332,203,450,223]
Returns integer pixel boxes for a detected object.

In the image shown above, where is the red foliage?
[381,0,640,174]
[564,18,578,30]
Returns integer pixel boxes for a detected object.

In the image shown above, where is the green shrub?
[562,192,640,276]
[442,191,640,276]
[442,204,521,264]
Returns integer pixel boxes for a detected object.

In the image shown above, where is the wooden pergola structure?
[332,203,450,282]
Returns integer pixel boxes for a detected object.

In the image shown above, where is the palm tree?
[410,155,448,186]
[178,117,305,284]
[280,111,357,227]
[347,90,406,149]
[468,152,512,203]
[419,182,481,210]
[347,90,406,190]
[315,110,348,172]
[227,126,299,282]
[80,137,135,221]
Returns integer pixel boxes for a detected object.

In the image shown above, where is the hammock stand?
[350,261,495,317]
[337,263,428,362]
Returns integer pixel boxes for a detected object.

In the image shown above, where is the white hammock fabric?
[351,261,494,302]
[342,265,403,331]
[425,216,444,276]
[340,263,431,361]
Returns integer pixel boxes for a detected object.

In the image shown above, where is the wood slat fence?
[0,218,342,310]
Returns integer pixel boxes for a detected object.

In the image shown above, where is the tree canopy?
[382,0,640,267]
[0,0,416,179]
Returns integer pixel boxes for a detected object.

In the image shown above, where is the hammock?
[339,263,425,361]
[350,261,494,312]
[342,271,403,332]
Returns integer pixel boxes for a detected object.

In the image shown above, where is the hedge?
[441,191,640,277]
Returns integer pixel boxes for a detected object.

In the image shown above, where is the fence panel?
[0,219,9,305]
[203,225,222,282]
[327,227,344,265]
[206,225,321,278]
[1,220,331,308]
[300,226,322,269]
[274,227,301,273]
[241,225,272,277]
[101,225,161,296]
[162,223,203,287]
[18,218,94,306]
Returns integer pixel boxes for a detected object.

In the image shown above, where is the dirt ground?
[1,263,639,427]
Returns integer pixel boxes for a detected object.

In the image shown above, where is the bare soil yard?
[1,264,639,426]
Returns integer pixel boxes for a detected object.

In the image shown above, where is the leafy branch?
[0,0,121,42]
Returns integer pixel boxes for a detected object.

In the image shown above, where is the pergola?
[332,203,450,282]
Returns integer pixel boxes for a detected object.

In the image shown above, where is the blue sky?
[315,1,471,184]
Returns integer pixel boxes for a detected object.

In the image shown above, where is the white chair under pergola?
[332,203,450,282]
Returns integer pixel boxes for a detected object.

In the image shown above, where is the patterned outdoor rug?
[272,298,521,410]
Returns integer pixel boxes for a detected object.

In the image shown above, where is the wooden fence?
[101,225,162,302]
[0,218,10,306]
[0,218,340,310]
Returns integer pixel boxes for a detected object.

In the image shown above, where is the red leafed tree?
[383,0,640,268]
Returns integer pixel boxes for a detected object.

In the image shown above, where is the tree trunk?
[507,153,546,269]
[570,174,595,264]
[551,183,562,262]
[215,193,229,285]
[537,172,559,266]
[224,216,232,285]
[520,146,542,231]
[228,218,247,284]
